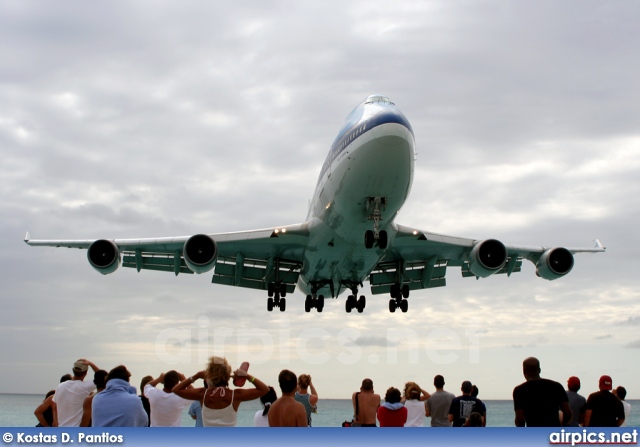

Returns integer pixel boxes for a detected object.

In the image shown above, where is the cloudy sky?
[2,1,639,401]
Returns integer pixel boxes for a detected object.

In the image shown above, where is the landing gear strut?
[364,197,388,249]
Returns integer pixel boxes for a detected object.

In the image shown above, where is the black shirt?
[513,378,568,427]
[449,396,485,427]
[586,391,625,427]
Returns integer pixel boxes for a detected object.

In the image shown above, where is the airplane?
[25,94,605,314]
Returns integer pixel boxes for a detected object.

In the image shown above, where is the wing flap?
[460,258,522,278]
[369,258,448,294]
[122,252,194,275]
[371,278,446,295]
[211,256,301,292]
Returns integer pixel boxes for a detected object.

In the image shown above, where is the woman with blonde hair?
[173,356,268,427]
[403,381,431,427]
[294,374,318,426]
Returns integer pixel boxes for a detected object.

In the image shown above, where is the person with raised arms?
[173,357,268,427]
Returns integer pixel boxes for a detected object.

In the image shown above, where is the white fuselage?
[298,97,415,297]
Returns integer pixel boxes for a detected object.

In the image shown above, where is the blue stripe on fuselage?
[316,104,414,186]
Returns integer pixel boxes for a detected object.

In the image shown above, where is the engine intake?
[87,239,120,274]
[536,248,574,280]
[468,239,508,278]
[183,234,217,274]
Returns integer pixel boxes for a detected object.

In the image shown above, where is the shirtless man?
[268,370,308,427]
[352,378,381,427]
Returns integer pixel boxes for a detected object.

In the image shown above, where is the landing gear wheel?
[267,297,274,312]
[357,295,366,313]
[389,299,396,313]
[379,230,388,249]
[305,295,312,313]
[280,283,287,297]
[317,295,325,312]
[400,299,408,313]
[279,298,286,312]
[268,283,274,297]
[402,284,410,299]
[345,295,354,313]
[390,284,401,299]
[364,230,374,249]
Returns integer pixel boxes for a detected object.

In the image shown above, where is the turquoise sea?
[1,394,638,428]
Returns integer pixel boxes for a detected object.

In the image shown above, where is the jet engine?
[468,239,508,278]
[183,234,217,274]
[536,247,574,280]
[87,239,120,274]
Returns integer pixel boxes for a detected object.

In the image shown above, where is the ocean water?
[2,394,637,428]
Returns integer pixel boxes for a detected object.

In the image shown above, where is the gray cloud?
[618,317,640,326]
[595,334,613,341]
[353,336,397,348]
[625,340,640,349]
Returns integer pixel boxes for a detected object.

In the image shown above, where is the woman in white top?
[254,386,278,427]
[403,381,431,427]
[173,356,268,427]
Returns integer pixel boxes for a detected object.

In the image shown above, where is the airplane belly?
[296,220,385,297]
[328,123,414,237]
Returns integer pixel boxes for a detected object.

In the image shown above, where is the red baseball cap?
[599,375,612,391]
[567,376,580,389]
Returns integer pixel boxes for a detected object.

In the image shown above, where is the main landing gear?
[267,282,287,312]
[345,295,366,313]
[344,283,366,313]
[364,197,388,249]
[388,283,410,313]
[305,295,324,313]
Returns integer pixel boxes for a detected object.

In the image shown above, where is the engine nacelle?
[536,247,574,280]
[183,234,217,274]
[468,239,508,278]
[87,239,120,275]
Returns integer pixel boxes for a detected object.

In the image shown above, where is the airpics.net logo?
[549,429,638,446]
[153,315,485,366]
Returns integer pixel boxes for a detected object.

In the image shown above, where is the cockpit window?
[364,95,395,105]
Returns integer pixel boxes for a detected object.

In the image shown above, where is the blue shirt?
[92,379,148,427]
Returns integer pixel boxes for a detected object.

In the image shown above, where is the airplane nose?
[371,124,414,147]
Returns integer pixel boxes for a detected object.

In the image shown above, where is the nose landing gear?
[364,197,388,249]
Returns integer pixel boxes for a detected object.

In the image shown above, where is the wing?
[24,222,310,294]
[369,223,605,296]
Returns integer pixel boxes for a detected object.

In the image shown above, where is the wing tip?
[24,231,31,243]
[594,239,606,250]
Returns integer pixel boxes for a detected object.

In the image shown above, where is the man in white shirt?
[53,359,100,427]
[144,370,192,426]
